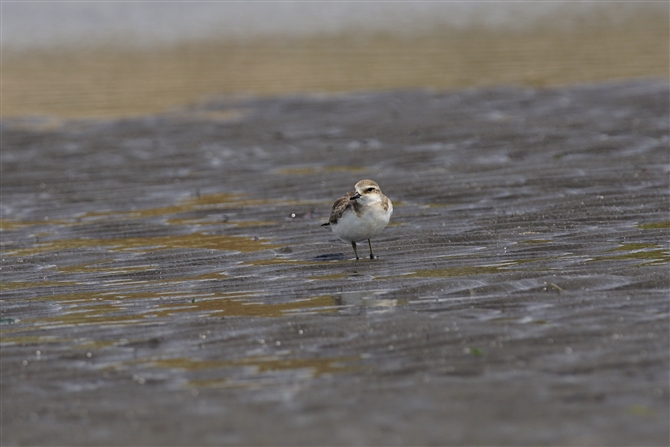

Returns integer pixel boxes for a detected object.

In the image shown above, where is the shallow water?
[1,80,668,445]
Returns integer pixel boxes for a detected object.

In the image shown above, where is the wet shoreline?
[2,80,669,445]
[4,8,668,119]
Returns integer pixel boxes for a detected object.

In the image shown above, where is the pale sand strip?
[3,13,667,119]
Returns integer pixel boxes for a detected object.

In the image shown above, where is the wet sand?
[3,9,668,119]
[1,79,668,445]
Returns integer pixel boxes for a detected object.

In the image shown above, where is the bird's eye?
[366,187,375,192]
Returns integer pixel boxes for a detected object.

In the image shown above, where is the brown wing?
[322,191,356,226]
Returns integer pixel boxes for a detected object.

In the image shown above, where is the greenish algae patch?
[191,271,230,281]
[139,354,359,388]
[81,193,317,221]
[154,294,336,318]
[5,232,280,257]
[15,290,334,332]
[34,290,161,303]
[468,347,485,356]
[150,355,354,374]
[610,243,660,251]
[274,166,368,175]
[79,193,242,220]
[404,262,521,278]
[627,405,657,417]
[0,334,73,346]
[0,280,79,292]
[0,219,39,231]
[166,217,277,227]
[638,221,670,230]
[592,250,670,265]
[245,258,316,266]
[23,304,147,328]
[57,264,158,275]
[58,263,227,282]
[592,243,670,265]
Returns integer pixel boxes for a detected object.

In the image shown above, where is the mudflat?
[1,79,668,445]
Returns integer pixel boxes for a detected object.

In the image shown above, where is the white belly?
[331,203,392,243]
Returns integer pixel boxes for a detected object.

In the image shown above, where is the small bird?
[322,179,393,260]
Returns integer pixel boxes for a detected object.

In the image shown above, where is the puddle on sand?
[335,290,407,311]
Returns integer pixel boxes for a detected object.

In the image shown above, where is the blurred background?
[3,0,668,119]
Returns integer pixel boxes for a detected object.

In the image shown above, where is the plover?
[322,179,393,260]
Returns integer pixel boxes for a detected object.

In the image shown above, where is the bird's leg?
[368,239,375,259]
[351,241,360,260]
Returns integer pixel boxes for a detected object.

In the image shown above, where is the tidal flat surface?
[1,80,668,445]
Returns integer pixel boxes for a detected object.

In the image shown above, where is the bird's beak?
[350,191,361,200]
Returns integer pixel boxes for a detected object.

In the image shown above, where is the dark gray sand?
[1,80,668,445]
